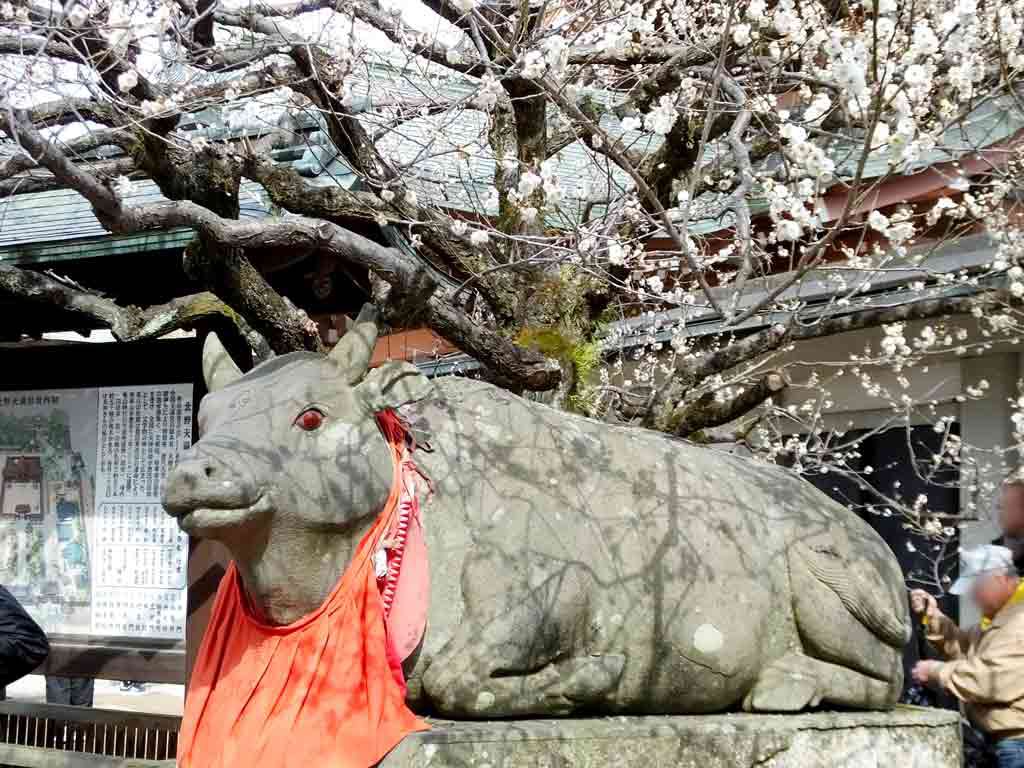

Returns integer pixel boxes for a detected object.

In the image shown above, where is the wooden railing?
[0,701,179,767]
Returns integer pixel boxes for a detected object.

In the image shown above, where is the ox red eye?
[296,409,324,431]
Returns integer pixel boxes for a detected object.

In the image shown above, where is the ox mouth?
[170,494,273,533]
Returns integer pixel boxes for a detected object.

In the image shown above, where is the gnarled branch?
[0,263,258,345]
[668,371,787,437]
[4,112,562,389]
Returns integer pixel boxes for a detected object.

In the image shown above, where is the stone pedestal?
[381,707,961,768]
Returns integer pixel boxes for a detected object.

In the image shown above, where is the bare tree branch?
[667,371,787,436]
[567,43,706,65]
[348,0,483,75]
[618,47,717,116]
[680,291,1004,385]
[4,112,561,389]
[0,34,80,62]
[535,72,726,316]
[242,155,386,221]
[0,157,137,197]
[0,263,255,344]
[27,98,122,128]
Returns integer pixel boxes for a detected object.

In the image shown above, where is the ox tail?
[794,541,911,649]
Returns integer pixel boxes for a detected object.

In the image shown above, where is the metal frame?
[0,700,179,765]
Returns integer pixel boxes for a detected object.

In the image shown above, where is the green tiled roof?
[0,57,1020,263]
[0,140,358,263]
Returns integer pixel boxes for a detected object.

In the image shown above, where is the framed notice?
[0,386,192,641]
[0,339,204,683]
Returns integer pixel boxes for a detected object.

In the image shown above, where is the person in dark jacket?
[994,472,1024,573]
[0,585,49,699]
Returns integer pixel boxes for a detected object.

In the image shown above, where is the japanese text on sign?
[93,384,192,639]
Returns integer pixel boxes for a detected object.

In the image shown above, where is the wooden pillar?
[185,538,229,687]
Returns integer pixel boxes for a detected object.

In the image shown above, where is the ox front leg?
[422,552,625,717]
[425,650,627,717]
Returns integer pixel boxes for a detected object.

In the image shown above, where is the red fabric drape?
[177,411,427,768]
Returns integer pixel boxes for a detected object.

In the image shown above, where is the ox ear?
[329,303,380,384]
[356,361,434,412]
[203,333,243,392]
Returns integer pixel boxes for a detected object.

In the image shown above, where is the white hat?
[949,545,1016,595]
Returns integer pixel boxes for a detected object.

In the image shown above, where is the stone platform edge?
[380,706,962,768]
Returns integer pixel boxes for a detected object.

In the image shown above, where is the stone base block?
[381,707,961,768]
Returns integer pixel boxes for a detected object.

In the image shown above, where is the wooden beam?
[37,639,185,684]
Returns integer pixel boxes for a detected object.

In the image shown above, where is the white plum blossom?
[868,210,890,234]
[803,93,832,123]
[746,0,767,19]
[779,123,808,144]
[778,121,836,178]
[881,323,911,358]
[903,64,929,88]
[542,35,569,75]
[518,171,542,198]
[103,1,133,55]
[644,95,678,136]
[776,219,803,241]
[869,121,891,148]
[113,176,135,199]
[140,99,169,117]
[927,197,957,226]
[521,50,546,79]
[475,74,504,111]
[470,230,490,246]
[774,3,801,35]
[66,2,89,26]
[540,160,563,206]
[117,69,138,94]
[608,242,625,265]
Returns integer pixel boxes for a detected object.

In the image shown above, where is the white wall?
[956,354,1019,625]
[706,320,1022,627]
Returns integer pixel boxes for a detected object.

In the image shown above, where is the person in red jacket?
[0,585,49,699]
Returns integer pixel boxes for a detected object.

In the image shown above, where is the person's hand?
[912,660,942,685]
[910,589,941,623]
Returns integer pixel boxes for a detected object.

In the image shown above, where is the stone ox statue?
[163,308,910,716]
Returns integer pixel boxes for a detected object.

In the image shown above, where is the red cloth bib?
[177,412,428,768]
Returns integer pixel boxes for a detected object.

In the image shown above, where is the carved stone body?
[163,313,910,717]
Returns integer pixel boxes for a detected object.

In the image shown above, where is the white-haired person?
[996,470,1024,572]
[911,545,1024,768]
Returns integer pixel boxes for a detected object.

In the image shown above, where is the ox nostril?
[203,464,214,479]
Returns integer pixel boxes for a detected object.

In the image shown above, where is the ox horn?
[329,303,380,384]
[203,332,244,392]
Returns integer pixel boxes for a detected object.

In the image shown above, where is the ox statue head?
[162,306,434,574]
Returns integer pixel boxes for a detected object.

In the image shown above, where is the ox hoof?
[742,665,819,713]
